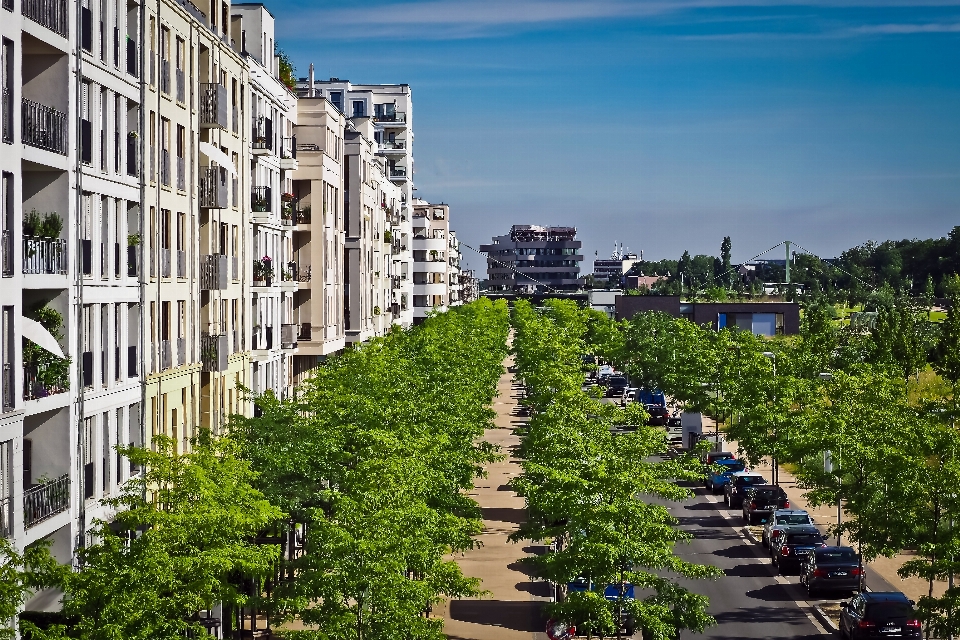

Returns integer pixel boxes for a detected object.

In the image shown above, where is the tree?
[0,539,66,640]
[933,275,960,420]
[720,236,732,287]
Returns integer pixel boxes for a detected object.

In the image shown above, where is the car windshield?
[865,603,915,622]
[779,514,811,525]
[787,534,822,545]
[816,550,858,562]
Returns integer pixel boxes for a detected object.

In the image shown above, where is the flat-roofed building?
[480,225,585,292]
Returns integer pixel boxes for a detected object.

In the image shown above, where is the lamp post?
[763,351,777,486]
[819,372,840,546]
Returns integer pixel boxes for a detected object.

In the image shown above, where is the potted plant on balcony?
[383,230,392,244]
[281,192,295,202]
[252,195,269,213]
[260,256,274,285]
[430,249,438,262]
[23,305,70,400]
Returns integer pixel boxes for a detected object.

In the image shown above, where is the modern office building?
[480,225,585,293]
[593,251,639,283]
[296,77,414,328]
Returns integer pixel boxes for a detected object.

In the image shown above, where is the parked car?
[706,459,746,493]
[635,388,666,407]
[605,376,630,397]
[723,471,767,508]
[762,509,814,548]
[771,526,825,574]
[741,485,790,524]
[800,546,863,597]
[838,592,921,639]
[704,451,735,465]
[645,404,671,426]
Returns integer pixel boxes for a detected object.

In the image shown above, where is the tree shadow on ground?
[449,600,546,633]
[481,507,528,525]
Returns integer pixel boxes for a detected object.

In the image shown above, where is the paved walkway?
[436,348,550,640]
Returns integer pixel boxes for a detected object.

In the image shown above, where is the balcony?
[127,344,137,377]
[388,166,408,181]
[199,254,228,290]
[159,247,171,278]
[22,237,67,274]
[251,117,272,153]
[201,333,228,372]
[297,323,311,342]
[373,108,406,124]
[2,87,11,144]
[251,186,271,214]
[23,474,69,529]
[199,166,228,209]
[379,139,406,152]
[22,99,67,155]
[280,136,296,159]
[281,324,297,350]
[22,0,68,37]
[199,83,228,129]
[251,326,273,351]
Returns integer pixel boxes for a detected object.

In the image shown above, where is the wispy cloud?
[847,21,960,33]
[278,0,960,40]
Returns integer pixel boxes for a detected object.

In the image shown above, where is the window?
[329,91,342,112]
[1,39,12,143]
[352,100,365,118]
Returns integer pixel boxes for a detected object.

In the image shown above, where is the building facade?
[480,225,585,293]
[411,201,458,321]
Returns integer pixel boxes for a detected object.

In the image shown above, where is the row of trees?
[591,281,960,638]
[509,299,720,640]
[2,299,512,640]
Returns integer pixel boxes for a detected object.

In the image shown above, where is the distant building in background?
[479,225,584,293]
[459,270,480,303]
[411,201,463,322]
[593,244,639,282]
[615,296,800,335]
[624,275,665,291]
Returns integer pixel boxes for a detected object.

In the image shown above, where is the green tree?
[933,275,960,419]
[720,236,732,287]
[0,539,67,640]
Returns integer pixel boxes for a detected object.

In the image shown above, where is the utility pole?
[785,241,791,286]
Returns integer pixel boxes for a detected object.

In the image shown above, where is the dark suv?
[605,376,630,398]
[839,592,921,639]
[723,472,767,508]
[800,546,863,597]
[741,485,790,524]
[772,526,824,574]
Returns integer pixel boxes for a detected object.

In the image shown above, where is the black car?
[605,376,630,397]
[800,546,863,597]
[741,485,790,524]
[645,405,670,426]
[772,526,824,573]
[839,592,921,639]
[723,472,768,508]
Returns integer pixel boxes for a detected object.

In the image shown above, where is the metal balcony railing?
[231,256,238,281]
[1,87,11,143]
[24,361,68,400]
[176,156,185,190]
[199,166,228,208]
[22,237,67,274]
[201,333,228,372]
[251,186,271,213]
[160,59,170,95]
[23,474,69,528]
[281,324,297,349]
[160,247,171,278]
[0,495,10,538]
[373,109,406,124]
[177,338,185,367]
[199,254,228,290]
[21,98,67,154]
[280,136,296,159]
[199,83,228,129]
[176,249,186,278]
[175,69,185,103]
[127,245,137,276]
[380,139,405,150]
[252,117,272,151]
[232,104,238,134]
[297,322,311,341]
[2,362,13,411]
[2,0,11,11]
[149,144,155,180]
[388,166,407,179]
[1,230,12,276]
[160,149,170,186]
[160,339,172,370]
[21,0,68,37]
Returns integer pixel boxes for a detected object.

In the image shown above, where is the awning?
[199,142,238,177]
[22,316,64,359]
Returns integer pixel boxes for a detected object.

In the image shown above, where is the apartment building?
[343,120,401,344]
[480,225,585,293]
[290,95,346,382]
[232,3,298,399]
[411,201,459,322]
[0,0,82,595]
[296,78,414,328]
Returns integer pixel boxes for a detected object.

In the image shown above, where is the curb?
[811,605,839,632]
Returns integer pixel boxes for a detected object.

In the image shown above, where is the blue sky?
[270,0,960,271]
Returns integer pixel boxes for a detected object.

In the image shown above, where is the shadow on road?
[712,544,760,559]
[482,507,528,525]
[723,563,774,578]
[744,583,802,602]
[515,580,553,597]
[449,600,546,632]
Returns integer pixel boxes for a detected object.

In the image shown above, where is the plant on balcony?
[252,196,269,213]
[373,305,381,316]
[23,305,70,399]
[253,256,274,282]
[429,249,438,262]
[276,45,297,92]
[128,233,141,246]
[23,210,63,239]
[281,192,295,202]
[298,206,311,223]
[383,230,392,244]
[281,268,293,281]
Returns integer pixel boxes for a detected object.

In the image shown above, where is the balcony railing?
[22,237,67,274]
[373,109,406,124]
[22,98,67,154]
[388,166,407,179]
[280,136,296,159]
[251,186,271,213]
[1,87,11,143]
[177,338,186,367]
[0,495,10,538]
[1,230,12,276]
[175,69,185,103]
[380,139,405,150]
[160,339,172,370]
[252,117,272,151]
[126,134,138,176]
[199,166,228,209]
[176,249,186,278]
[281,324,297,349]
[232,104,238,134]
[160,149,170,186]
[176,156,185,190]
[2,362,13,411]
[2,0,10,11]
[199,83,228,129]
[23,360,68,401]
[160,59,170,95]
[201,333,228,372]
[21,0,68,37]
[199,254,228,290]
[127,344,137,377]
[297,322,311,342]
[160,247,171,278]
[23,474,69,529]
[231,255,238,281]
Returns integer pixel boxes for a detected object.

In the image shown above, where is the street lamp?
[819,372,841,547]
[763,352,777,486]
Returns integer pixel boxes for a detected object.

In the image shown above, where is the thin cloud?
[847,21,960,33]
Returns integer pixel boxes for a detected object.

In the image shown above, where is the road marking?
[703,491,832,636]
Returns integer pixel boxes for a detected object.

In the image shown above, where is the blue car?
[706,458,746,494]
[567,578,636,635]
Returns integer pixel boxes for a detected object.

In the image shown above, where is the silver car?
[762,509,814,551]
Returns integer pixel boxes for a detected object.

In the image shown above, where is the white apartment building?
[232,3,298,400]
[297,78,414,328]
[411,200,461,322]
[290,95,346,383]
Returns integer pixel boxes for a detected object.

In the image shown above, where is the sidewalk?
[724,438,945,602]
[435,347,550,640]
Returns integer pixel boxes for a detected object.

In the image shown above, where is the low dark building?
[615,295,800,335]
[479,225,584,292]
